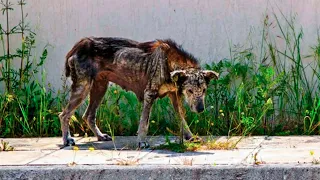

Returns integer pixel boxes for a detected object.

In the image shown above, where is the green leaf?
[37,49,47,66]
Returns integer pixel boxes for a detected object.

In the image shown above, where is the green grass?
[1,3,320,139]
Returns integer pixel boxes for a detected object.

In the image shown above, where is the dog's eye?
[203,88,206,93]
[188,89,193,94]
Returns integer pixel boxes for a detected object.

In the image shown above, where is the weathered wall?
[1,0,320,89]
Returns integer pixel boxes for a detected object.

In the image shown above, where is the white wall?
[1,0,320,89]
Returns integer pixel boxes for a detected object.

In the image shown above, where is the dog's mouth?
[190,104,205,113]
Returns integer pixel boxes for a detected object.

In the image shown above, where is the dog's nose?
[196,102,204,113]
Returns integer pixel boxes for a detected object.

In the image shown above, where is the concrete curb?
[0,165,319,180]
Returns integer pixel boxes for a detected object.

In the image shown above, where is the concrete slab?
[0,137,82,151]
[0,150,53,165]
[2,136,320,179]
[75,136,264,150]
[76,136,180,150]
[29,148,253,166]
[29,149,153,165]
[213,136,265,149]
[260,136,320,149]
[1,136,320,167]
[252,148,320,164]
[243,136,320,165]
[140,149,253,165]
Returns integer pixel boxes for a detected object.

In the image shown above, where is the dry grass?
[156,138,239,153]
[200,140,237,150]
[115,158,139,166]
[310,151,320,165]
[312,158,320,165]
[185,139,238,151]
[67,162,77,167]
[0,140,14,151]
[253,152,265,165]
[178,157,193,166]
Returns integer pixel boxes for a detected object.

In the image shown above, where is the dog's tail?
[65,49,74,78]
[65,38,93,77]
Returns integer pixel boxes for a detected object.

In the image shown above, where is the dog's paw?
[97,134,112,141]
[138,142,150,149]
[187,136,203,143]
[64,138,76,146]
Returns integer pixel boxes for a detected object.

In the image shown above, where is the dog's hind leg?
[83,78,112,141]
[59,80,91,146]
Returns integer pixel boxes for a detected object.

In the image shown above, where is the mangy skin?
[59,37,219,148]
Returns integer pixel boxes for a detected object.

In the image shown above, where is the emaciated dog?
[59,37,219,148]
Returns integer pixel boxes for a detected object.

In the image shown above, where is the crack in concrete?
[25,137,85,165]
[241,136,266,165]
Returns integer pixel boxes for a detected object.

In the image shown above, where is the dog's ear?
[170,70,187,83]
[202,70,219,82]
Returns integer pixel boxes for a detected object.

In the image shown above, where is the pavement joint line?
[25,148,61,165]
[25,137,85,165]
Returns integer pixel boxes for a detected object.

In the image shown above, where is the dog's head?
[171,69,219,113]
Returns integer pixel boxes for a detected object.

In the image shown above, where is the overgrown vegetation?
[0,2,320,140]
[0,0,66,137]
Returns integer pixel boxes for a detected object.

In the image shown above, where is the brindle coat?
[59,37,219,147]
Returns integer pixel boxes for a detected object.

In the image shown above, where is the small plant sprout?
[115,158,139,166]
[310,150,320,165]
[88,147,95,152]
[73,146,79,151]
[252,151,265,165]
[310,150,314,156]
[68,146,79,166]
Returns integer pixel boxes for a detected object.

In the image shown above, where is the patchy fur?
[59,37,219,147]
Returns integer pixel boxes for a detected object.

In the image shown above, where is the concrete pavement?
[1,136,320,179]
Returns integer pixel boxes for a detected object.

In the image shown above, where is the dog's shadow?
[58,136,216,156]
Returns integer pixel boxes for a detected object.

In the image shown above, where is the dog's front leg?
[137,90,157,148]
[168,93,194,140]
